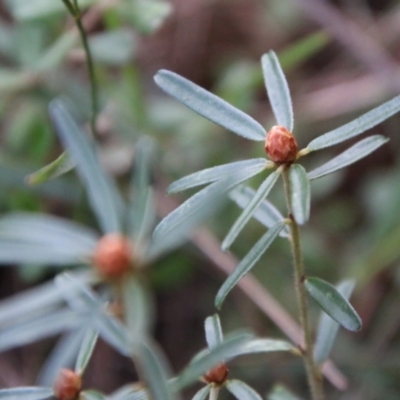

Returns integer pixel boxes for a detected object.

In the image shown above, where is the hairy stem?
[62,0,99,136]
[282,168,324,400]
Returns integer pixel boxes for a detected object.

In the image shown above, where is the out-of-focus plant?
[153,50,400,400]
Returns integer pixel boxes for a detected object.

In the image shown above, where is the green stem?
[282,168,324,400]
[62,0,99,137]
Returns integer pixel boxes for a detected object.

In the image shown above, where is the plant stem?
[62,0,99,137]
[209,386,220,400]
[282,168,324,400]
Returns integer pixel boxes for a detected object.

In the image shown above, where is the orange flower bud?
[265,125,298,164]
[92,234,132,278]
[203,362,229,385]
[53,369,81,400]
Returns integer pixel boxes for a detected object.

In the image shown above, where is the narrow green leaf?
[134,340,174,400]
[110,384,149,400]
[229,185,290,238]
[0,309,83,352]
[229,338,295,358]
[173,332,253,390]
[307,95,400,151]
[226,380,263,400]
[215,221,285,309]
[0,387,53,400]
[191,386,211,400]
[80,390,107,400]
[154,70,266,141]
[314,280,355,364]
[205,314,223,350]
[75,328,98,374]
[26,152,75,185]
[305,277,362,331]
[168,158,268,194]
[122,275,152,345]
[267,384,301,400]
[0,213,98,266]
[261,51,294,131]
[289,164,310,225]
[128,136,156,240]
[222,169,281,250]
[307,135,389,180]
[49,99,125,234]
[153,165,265,245]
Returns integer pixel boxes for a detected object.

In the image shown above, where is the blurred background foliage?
[1,0,400,399]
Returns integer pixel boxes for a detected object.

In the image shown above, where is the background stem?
[282,168,325,400]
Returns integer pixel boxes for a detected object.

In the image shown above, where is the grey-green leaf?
[168,159,268,194]
[215,221,285,309]
[222,169,281,250]
[154,70,266,141]
[226,380,263,400]
[307,135,389,180]
[49,99,125,234]
[306,95,400,151]
[133,341,174,400]
[75,328,99,374]
[153,165,265,244]
[191,385,211,400]
[0,213,98,266]
[261,51,293,131]
[267,384,302,400]
[205,314,223,350]
[305,277,362,332]
[80,390,108,400]
[314,280,355,364]
[173,332,253,390]
[230,338,295,358]
[229,185,290,238]
[0,387,53,400]
[26,152,75,185]
[289,164,310,225]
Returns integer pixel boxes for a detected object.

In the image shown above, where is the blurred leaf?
[0,309,83,352]
[128,136,156,241]
[222,169,281,250]
[307,95,400,151]
[215,221,285,309]
[75,328,98,374]
[173,332,253,390]
[279,31,330,72]
[90,29,136,66]
[119,0,171,34]
[225,380,262,400]
[26,152,75,185]
[0,69,34,93]
[261,51,293,131]
[205,314,223,350]
[305,277,362,331]
[122,275,151,345]
[0,213,98,265]
[0,387,53,400]
[134,341,174,400]
[168,159,268,194]
[267,384,302,400]
[110,384,149,400]
[154,70,265,141]
[80,390,107,400]
[49,99,125,234]
[153,169,266,246]
[191,385,211,400]
[230,338,296,357]
[229,185,290,237]
[289,164,310,225]
[314,280,355,364]
[307,135,388,180]
[5,0,98,20]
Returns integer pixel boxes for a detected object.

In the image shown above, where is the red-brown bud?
[203,362,229,385]
[92,234,132,278]
[265,125,298,164]
[53,369,81,400]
